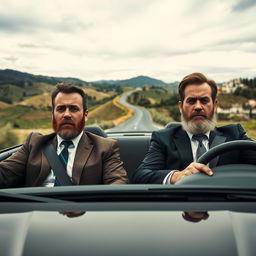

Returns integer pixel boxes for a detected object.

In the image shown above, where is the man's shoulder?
[84,131,116,145]
[151,124,183,144]
[215,123,243,133]
[153,123,182,136]
[26,132,56,144]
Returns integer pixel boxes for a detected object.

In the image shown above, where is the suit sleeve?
[102,140,128,184]
[0,133,32,188]
[131,131,173,184]
[237,124,256,164]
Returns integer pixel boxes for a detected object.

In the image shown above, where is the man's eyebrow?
[56,104,79,107]
[187,97,209,99]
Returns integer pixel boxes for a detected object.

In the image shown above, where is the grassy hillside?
[87,95,133,129]
[0,80,53,104]
[89,98,126,125]
[217,120,256,140]
[217,94,248,108]
[18,93,52,109]
[0,105,52,129]
[0,101,10,109]
[84,88,110,100]
[132,87,170,103]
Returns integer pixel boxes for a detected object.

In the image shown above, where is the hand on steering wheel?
[175,140,256,186]
[170,162,213,184]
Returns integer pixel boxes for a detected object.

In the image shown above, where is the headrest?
[85,126,107,137]
[165,122,181,129]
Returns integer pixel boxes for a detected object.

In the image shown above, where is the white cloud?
[0,0,256,82]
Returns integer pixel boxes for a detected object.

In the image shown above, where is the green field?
[0,105,51,129]
[217,120,256,140]
[136,88,171,102]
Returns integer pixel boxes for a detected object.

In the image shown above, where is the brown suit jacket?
[0,131,128,188]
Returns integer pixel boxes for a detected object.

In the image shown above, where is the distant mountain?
[0,69,167,88]
[119,75,166,87]
[163,81,179,93]
[0,69,88,85]
[55,77,89,85]
[91,80,118,85]
[91,75,166,87]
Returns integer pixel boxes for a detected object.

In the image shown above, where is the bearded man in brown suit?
[0,83,128,188]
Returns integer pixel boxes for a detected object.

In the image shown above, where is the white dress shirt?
[43,132,83,187]
[163,131,210,184]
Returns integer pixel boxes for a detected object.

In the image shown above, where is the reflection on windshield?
[59,210,210,221]
[59,211,86,218]
[182,211,209,223]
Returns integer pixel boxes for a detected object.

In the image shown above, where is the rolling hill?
[91,75,166,87]
[0,69,170,88]
[0,69,88,85]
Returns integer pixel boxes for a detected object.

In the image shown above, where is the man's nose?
[194,100,202,110]
[63,108,72,118]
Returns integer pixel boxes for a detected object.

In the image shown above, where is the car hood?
[1,210,256,256]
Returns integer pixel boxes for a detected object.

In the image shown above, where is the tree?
[160,93,179,107]
[169,105,180,121]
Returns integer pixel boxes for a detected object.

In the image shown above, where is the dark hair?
[178,72,217,102]
[51,83,87,111]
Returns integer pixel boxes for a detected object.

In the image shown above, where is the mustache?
[191,113,207,118]
[60,121,74,126]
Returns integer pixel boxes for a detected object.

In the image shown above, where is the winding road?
[108,90,161,132]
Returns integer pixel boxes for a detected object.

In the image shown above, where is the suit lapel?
[72,133,93,185]
[209,129,227,168]
[173,129,193,169]
[35,133,57,186]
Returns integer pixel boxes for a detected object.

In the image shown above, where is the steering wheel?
[175,140,256,186]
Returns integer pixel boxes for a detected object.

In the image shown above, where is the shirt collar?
[57,131,83,149]
[186,130,210,141]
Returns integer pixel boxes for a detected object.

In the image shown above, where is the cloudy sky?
[1,0,256,83]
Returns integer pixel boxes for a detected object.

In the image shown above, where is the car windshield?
[0,0,256,192]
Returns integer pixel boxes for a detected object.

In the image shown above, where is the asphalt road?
[108,91,161,132]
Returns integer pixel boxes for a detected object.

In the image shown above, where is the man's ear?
[84,111,88,121]
[214,100,218,111]
[178,101,183,113]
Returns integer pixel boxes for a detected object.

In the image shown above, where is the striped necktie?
[192,134,208,161]
[54,140,73,186]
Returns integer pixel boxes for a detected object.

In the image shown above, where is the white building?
[219,79,245,94]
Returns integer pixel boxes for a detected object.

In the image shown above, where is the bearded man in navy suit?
[132,72,256,184]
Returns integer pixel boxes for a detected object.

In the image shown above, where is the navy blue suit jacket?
[132,124,256,184]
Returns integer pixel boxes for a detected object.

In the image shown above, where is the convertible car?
[0,126,256,256]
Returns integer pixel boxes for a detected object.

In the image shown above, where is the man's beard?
[181,112,217,134]
[52,118,85,140]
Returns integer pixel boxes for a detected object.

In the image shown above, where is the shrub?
[0,123,18,149]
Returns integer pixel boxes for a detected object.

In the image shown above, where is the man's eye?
[187,98,196,104]
[56,106,66,112]
[200,98,210,104]
[69,106,79,112]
